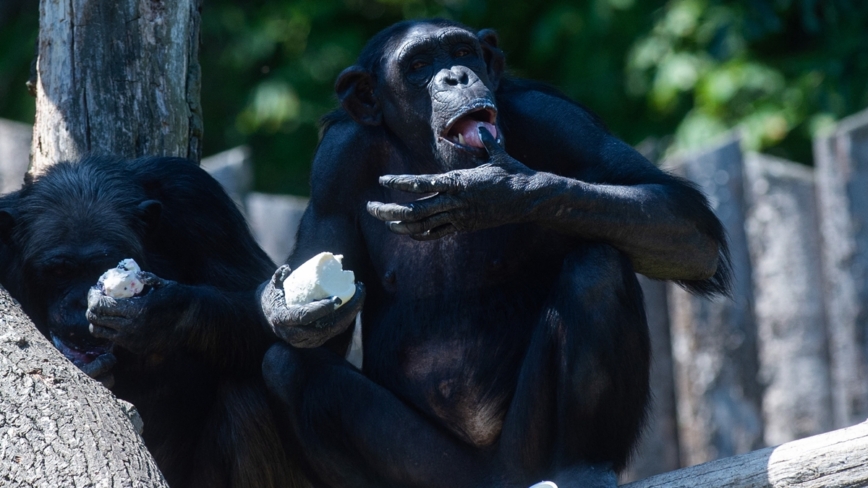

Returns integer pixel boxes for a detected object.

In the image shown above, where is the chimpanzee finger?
[378,174,457,194]
[478,126,505,156]
[387,211,454,235]
[89,323,121,341]
[87,312,134,332]
[367,195,459,222]
[271,264,292,287]
[139,271,166,288]
[271,296,341,328]
[81,352,117,378]
[410,223,458,241]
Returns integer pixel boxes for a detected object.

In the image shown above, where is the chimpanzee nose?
[434,66,475,89]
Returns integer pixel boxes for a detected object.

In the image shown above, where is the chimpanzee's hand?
[86,272,190,355]
[80,353,117,389]
[367,126,541,240]
[259,265,365,348]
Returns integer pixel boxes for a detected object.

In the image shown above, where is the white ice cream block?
[283,252,356,308]
[98,258,144,299]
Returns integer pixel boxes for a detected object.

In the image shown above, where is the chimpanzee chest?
[362,222,564,446]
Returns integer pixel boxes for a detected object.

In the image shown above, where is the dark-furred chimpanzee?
[259,19,730,488]
[0,156,306,488]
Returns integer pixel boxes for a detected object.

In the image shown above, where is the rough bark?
[813,107,868,429]
[743,153,833,445]
[0,285,169,487]
[621,276,681,482]
[665,136,764,465]
[620,420,868,488]
[29,0,203,176]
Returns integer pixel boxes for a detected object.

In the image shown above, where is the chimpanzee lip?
[51,333,113,366]
[441,102,497,137]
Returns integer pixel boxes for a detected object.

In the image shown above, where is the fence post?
[743,153,833,445]
[666,136,763,465]
[814,108,868,429]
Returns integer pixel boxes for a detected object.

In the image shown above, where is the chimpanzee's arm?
[258,121,375,349]
[87,157,281,373]
[367,86,729,296]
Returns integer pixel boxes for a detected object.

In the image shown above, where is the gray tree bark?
[0,286,169,487]
[742,153,833,445]
[665,136,764,466]
[620,420,868,488]
[813,107,868,430]
[1,0,204,484]
[29,0,203,176]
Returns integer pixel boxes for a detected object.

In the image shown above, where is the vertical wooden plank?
[0,119,31,193]
[743,153,833,445]
[814,108,868,429]
[666,136,764,466]
[245,193,309,264]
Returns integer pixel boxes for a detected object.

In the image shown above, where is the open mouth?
[441,103,498,151]
[51,333,113,367]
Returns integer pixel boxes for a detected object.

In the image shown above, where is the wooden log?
[620,276,681,482]
[813,107,868,429]
[743,153,833,445]
[665,136,764,465]
[620,420,868,488]
[0,285,169,487]
[30,0,203,175]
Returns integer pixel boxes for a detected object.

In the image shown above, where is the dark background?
[1,0,866,196]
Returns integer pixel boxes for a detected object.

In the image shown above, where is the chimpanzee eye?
[454,47,472,58]
[411,60,429,71]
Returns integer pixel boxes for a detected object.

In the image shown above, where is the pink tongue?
[451,119,497,149]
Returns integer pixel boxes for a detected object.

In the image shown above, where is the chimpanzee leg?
[262,344,492,488]
[498,244,650,485]
[189,379,308,488]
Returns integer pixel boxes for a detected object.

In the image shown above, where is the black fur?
[0,156,306,488]
[261,19,731,488]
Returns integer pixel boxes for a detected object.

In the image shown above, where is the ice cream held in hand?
[98,258,144,298]
[283,252,356,308]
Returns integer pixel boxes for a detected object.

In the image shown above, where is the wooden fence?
[1,107,867,484]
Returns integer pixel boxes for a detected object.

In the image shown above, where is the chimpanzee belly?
[362,223,567,447]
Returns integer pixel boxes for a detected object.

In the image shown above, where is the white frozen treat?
[283,252,356,308]
[99,258,144,298]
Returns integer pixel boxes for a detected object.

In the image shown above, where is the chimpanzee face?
[0,176,159,369]
[336,22,505,170]
[16,210,147,367]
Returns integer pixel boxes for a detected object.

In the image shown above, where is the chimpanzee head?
[0,157,161,368]
[335,19,506,170]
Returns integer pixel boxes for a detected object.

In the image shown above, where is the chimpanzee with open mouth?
[259,19,730,488]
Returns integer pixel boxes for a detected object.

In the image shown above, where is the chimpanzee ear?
[477,29,505,89]
[0,209,17,245]
[136,200,162,235]
[335,66,382,126]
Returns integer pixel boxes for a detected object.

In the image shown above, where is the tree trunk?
[1,0,203,483]
[0,285,169,487]
[29,0,203,177]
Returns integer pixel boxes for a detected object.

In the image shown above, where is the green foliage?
[627,0,868,161]
[1,0,866,194]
